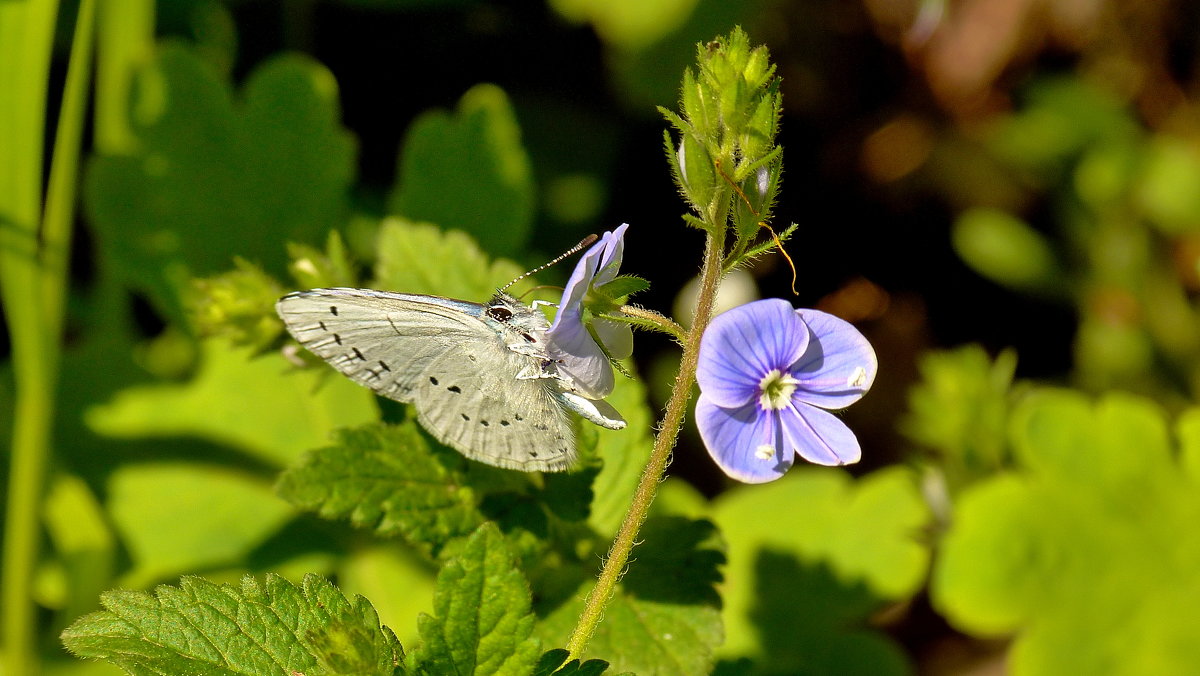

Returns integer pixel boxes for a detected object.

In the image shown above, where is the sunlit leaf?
[933,390,1200,674]
[388,84,534,257]
[62,574,403,675]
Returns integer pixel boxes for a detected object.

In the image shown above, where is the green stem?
[566,221,727,659]
[1,3,91,674]
[0,2,58,675]
[614,304,687,343]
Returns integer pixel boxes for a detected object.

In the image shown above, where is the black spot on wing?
[352,347,366,361]
[330,306,338,316]
[447,385,461,394]
[429,376,439,385]
[333,333,343,345]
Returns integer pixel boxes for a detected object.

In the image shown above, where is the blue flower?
[695,299,877,483]
[545,224,632,399]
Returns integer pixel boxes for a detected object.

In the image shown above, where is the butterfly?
[275,288,626,472]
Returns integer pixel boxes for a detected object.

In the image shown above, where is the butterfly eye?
[487,306,513,322]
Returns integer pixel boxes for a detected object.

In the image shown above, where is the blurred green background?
[6,0,1200,674]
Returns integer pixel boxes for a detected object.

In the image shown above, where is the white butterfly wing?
[276,288,575,471]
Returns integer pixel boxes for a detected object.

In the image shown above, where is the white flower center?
[758,369,799,411]
[755,445,775,460]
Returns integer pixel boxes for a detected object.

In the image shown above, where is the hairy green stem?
[566,223,726,658]
[615,304,687,343]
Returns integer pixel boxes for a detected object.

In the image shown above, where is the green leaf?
[277,422,487,558]
[107,462,293,589]
[902,345,1019,488]
[932,390,1200,673]
[372,218,536,302]
[534,648,612,676]
[337,544,437,650]
[1137,136,1200,234]
[388,84,534,257]
[586,367,655,536]
[595,275,650,302]
[710,468,930,674]
[952,208,1064,296]
[43,474,117,622]
[61,573,403,676]
[85,44,354,322]
[85,339,378,467]
[412,522,541,675]
[536,517,724,675]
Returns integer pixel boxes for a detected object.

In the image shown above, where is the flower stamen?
[758,368,800,410]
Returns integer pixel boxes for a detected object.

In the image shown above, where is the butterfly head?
[484,292,551,347]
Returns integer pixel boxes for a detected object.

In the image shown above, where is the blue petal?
[594,318,633,359]
[788,309,877,411]
[594,223,628,287]
[545,225,629,398]
[696,299,810,408]
[778,399,862,465]
[696,395,793,483]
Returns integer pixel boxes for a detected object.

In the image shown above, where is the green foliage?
[388,84,535,258]
[85,44,354,323]
[933,390,1200,674]
[277,423,489,558]
[286,230,358,292]
[410,523,542,675]
[949,75,1200,399]
[107,462,293,589]
[372,218,533,301]
[710,468,930,674]
[536,517,725,675]
[188,258,285,351]
[903,345,1019,489]
[61,574,403,675]
[952,208,1065,297]
[534,649,613,676]
[660,27,786,272]
[85,339,378,467]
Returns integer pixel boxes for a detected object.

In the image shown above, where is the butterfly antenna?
[501,234,598,292]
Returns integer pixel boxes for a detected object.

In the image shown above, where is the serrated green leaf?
[85,44,354,323]
[277,422,486,558]
[534,648,612,676]
[932,390,1200,674]
[106,462,293,589]
[595,275,649,301]
[412,523,541,675]
[710,467,929,674]
[338,544,437,650]
[61,573,403,676]
[587,367,655,536]
[536,517,724,675]
[85,339,378,466]
[388,84,534,257]
[372,218,538,302]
